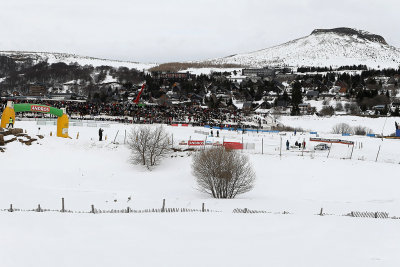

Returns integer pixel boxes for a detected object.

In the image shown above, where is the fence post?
[127,207,130,213]
[161,199,165,212]
[262,138,263,154]
[61,197,65,212]
[375,145,381,162]
[202,203,205,212]
[91,204,95,214]
[349,144,354,159]
[113,130,119,144]
[37,204,42,212]
[124,129,127,144]
[327,143,332,158]
[9,204,13,212]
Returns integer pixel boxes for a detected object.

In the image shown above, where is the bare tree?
[128,125,171,169]
[332,123,353,135]
[335,102,343,111]
[192,147,255,199]
[353,125,373,136]
[320,105,335,116]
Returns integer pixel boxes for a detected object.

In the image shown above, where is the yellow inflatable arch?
[1,101,69,138]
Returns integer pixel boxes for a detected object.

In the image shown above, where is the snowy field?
[1,117,400,267]
[279,115,398,135]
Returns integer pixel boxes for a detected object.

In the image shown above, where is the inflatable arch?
[1,101,69,138]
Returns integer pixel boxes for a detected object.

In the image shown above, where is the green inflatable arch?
[1,102,70,138]
[13,103,64,117]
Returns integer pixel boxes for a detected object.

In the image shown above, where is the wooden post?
[202,203,205,212]
[327,143,332,158]
[349,144,354,159]
[91,204,95,214]
[61,197,65,212]
[279,136,282,158]
[375,145,381,162]
[124,129,127,144]
[127,207,130,213]
[37,204,41,212]
[161,199,165,212]
[76,132,79,139]
[113,130,119,143]
[319,208,323,216]
[9,204,13,212]
[171,133,174,148]
[262,138,263,154]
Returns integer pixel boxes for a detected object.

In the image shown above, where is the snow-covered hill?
[0,50,157,70]
[206,28,400,69]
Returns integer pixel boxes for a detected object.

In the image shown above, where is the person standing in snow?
[286,140,289,150]
[99,128,104,141]
[8,117,13,128]
[216,130,219,137]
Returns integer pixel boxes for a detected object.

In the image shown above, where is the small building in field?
[242,67,276,78]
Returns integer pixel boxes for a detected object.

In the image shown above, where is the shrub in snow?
[128,125,171,169]
[349,103,361,115]
[353,125,372,136]
[332,123,353,135]
[192,147,255,199]
[335,102,344,111]
[320,105,335,116]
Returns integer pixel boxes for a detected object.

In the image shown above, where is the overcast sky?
[1,0,399,63]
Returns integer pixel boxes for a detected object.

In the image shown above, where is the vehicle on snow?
[314,143,330,150]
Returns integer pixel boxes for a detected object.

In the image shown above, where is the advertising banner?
[223,142,243,149]
[188,140,205,146]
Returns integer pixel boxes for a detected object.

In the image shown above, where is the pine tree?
[291,81,302,116]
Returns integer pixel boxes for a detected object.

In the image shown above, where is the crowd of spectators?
[0,99,268,129]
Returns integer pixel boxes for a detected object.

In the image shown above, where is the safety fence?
[346,211,389,219]
[1,199,399,221]
[1,199,220,214]
[35,120,111,128]
[232,208,399,220]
